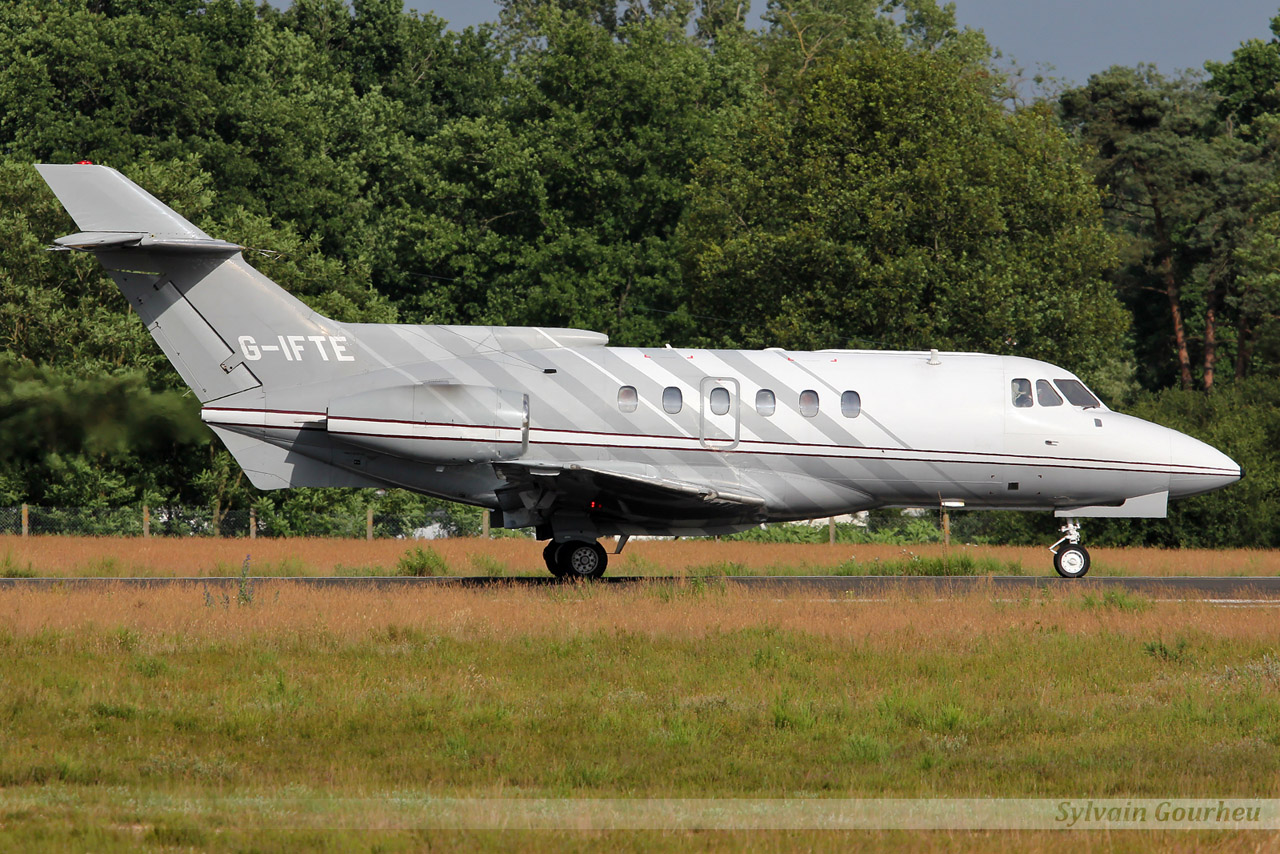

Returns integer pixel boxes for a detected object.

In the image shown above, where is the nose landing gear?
[1049,520,1090,578]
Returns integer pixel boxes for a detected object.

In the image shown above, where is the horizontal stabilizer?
[52,231,147,250]
[51,231,242,255]
[36,163,210,238]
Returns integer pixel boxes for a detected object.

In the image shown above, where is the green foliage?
[727,512,945,545]
[382,8,757,345]
[236,555,254,606]
[0,0,1277,547]
[1143,636,1190,663]
[0,357,207,507]
[395,545,448,577]
[833,552,1023,576]
[1206,13,1280,135]
[1059,65,1275,394]
[469,554,508,577]
[681,42,1128,383]
[0,551,36,578]
[1077,590,1151,614]
[1124,378,1280,547]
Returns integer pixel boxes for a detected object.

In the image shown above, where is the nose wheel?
[1049,521,1090,578]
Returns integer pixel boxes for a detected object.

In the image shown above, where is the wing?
[492,461,768,536]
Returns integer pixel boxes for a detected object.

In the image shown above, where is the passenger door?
[699,377,740,451]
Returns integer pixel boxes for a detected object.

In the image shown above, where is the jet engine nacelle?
[327,382,528,465]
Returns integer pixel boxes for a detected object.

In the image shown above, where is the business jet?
[35,163,1242,579]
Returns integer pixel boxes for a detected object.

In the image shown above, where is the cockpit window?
[1035,380,1063,407]
[1011,378,1033,408]
[1054,379,1100,408]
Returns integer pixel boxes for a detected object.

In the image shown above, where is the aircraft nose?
[1167,429,1242,498]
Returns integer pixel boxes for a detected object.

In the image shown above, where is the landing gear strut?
[1049,520,1090,578]
[543,540,608,580]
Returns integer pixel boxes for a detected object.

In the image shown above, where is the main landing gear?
[1049,520,1090,578]
[543,539,608,580]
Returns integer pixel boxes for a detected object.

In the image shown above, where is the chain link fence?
[0,506,475,539]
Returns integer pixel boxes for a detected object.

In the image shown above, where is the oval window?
[840,390,861,418]
[709,386,730,416]
[799,389,819,417]
[617,385,638,413]
[662,386,682,414]
[756,389,776,417]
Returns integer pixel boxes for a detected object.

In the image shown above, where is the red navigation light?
[75,160,93,165]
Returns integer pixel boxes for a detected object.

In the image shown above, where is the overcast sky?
[408,0,1280,86]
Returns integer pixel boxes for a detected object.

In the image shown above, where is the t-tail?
[36,163,365,402]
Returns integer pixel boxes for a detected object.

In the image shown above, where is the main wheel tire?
[1054,544,1090,578]
[558,540,608,580]
[543,541,566,577]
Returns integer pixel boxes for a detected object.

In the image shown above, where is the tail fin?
[36,163,359,402]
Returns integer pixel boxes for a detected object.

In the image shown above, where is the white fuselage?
[202,342,1240,535]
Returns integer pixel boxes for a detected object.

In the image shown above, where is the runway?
[1,575,1279,599]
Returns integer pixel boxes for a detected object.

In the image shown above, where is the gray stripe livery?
[36,164,1241,546]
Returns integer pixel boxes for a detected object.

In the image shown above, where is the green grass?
[0,589,1275,851]
[832,552,1024,576]
[0,549,35,577]
[469,554,509,577]
[630,554,1026,578]
[395,544,449,576]
[1078,588,1152,613]
[331,563,384,577]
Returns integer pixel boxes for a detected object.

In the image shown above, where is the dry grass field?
[1,581,1279,851]
[4,538,1279,851]
[2,534,1279,577]
[3,581,1279,644]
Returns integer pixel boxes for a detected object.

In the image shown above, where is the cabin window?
[709,386,730,416]
[1054,379,1100,408]
[756,389,776,417]
[617,385,638,413]
[662,386,683,414]
[1011,378,1033,408]
[799,389,819,417]
[840,390,862,418]
[1035,380,1063,407]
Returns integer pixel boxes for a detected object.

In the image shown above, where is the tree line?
[1,0,1277,545]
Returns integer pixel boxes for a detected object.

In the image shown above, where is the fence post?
[482,509,491,539]
[366,506,374,541]
[942,510,951,548]
[828,516,835,545]
[249,507,257,540]
[142,504,150,538]
[21,503,28,537]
